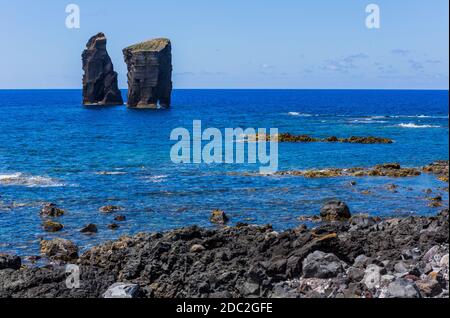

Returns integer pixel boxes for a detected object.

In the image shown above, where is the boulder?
[190,244,206,253]
[40,238,78,262]
[320,200,351,221]
[302,251,345,279]
[123,38,172,108]
[80,224,98,234]
[42,220,64,232]
[108,223,120,230]
[103,283,140,298]
[387,279,421,298]
[40,203,65,217]
[210,209,229,224]
[82,33,123,105]
[114,215,126,222]
[0,254,21,270]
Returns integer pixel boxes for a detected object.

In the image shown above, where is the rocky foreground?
[0,206,448,298]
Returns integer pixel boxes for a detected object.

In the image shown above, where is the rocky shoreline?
[0,160,448,298]
[0,206,448,298]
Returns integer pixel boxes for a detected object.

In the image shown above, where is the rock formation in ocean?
[82,33,123,106]
[123,38,173,108]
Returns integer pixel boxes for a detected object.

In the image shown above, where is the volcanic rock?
[82,33,123,106]
[210,209,229,224]
[123,38,172,108]
[39,238,78,262]
[320,200,351,221]
[80,224,98,234]
[0,254,21,270]
[40,203,65,218]
[42,220,64,232]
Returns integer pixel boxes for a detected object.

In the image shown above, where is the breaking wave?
[0,172,65,187]
[397,123,441,129]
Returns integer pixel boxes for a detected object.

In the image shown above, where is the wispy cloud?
[408,60,425,72]
[391,49,411,56]
[260,64,275,69]
[322,53,369,73]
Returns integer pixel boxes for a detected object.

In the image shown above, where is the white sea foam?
[288,112,313,117]
[142,175,168,183]
[0,172,65,187]
[397,123,441,129]
[350,119,388,124]
[96,171,127,175]
[392,115,448,119]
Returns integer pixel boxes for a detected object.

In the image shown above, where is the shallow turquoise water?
[0,89,448,256]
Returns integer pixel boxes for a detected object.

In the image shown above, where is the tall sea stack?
[82,33,123,106]
[123,38,173,108]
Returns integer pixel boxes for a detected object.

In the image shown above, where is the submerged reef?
[249,133,393,144]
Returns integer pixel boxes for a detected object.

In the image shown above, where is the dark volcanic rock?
[82,33,123,106]
[42,220,64,232]
[302,251,345,278]
[320,200,351,221]
[80,224,98,234]
[0,254,21,270]
[39,238,78,262]
[40,203,65,218]
[123,38,173,108]
[210,209,229,224]
[1,212,448,298]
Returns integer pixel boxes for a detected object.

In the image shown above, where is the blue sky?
[1,0,448,89]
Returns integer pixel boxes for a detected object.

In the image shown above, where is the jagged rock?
[252,133,393,144]
[40,238,78,262]
[103,283,140,298]
[0,254,21,270]
[423,161,449,183]
[123,38,172,108]
[320,200,351,221]
[210,209,229,224]
[40,203,65,217]
[82,33,123,106]
[42,220,64,232]
[0,212,447,298]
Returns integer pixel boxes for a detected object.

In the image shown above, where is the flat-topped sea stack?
[82,33,123,106]
[123,38,173,108]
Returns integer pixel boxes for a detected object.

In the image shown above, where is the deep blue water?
[0,89,448,257]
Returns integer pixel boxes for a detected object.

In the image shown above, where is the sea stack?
[82,33,123,106]
[123,38,173,108]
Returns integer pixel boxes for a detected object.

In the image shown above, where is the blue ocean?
[0,89,448,257]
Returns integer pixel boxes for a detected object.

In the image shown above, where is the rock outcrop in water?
[123,38,173,108]
[250,133,393,144]
[82,33,123,106]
